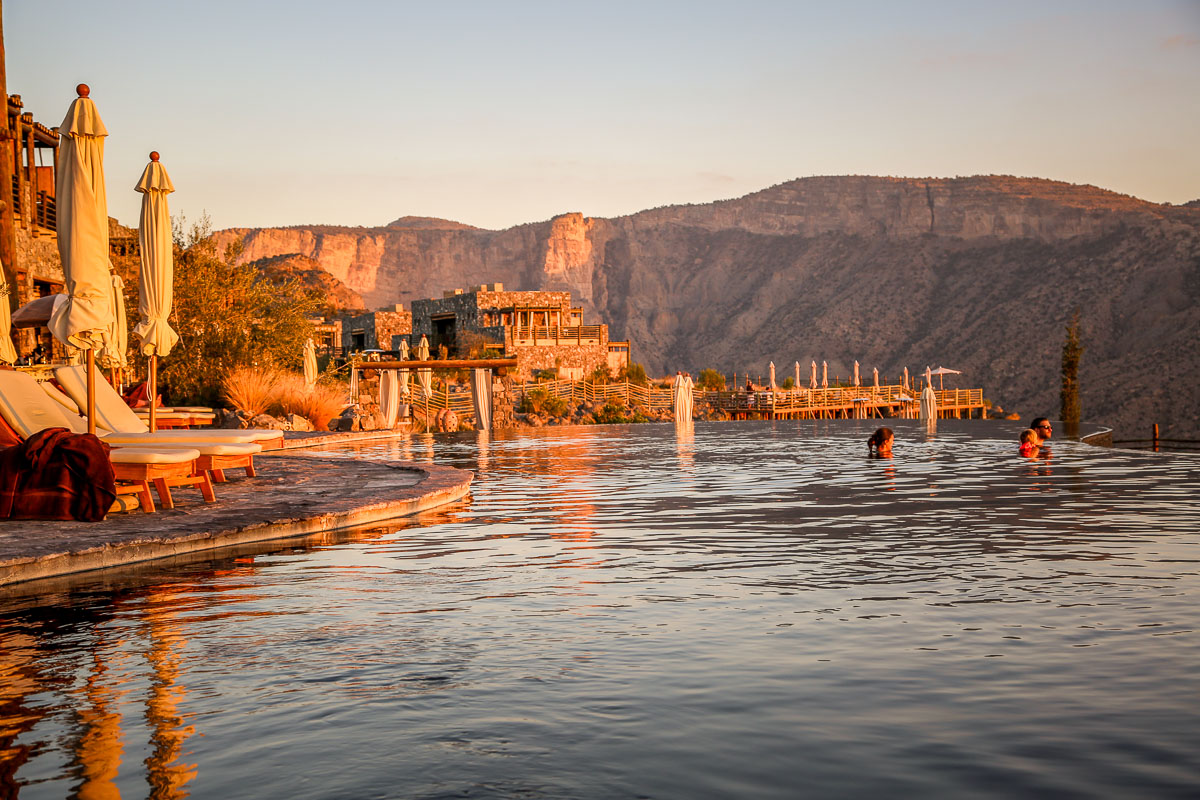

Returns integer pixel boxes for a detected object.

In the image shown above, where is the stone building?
[404,283,630,380]
[3,94,66,356]
[340,304,412,352]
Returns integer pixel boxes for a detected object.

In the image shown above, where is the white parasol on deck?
[821,360,828,388]
[920,383,938,421]
[853,360,860,387]
[471,368,493,431]
[794,361,800,391]
[398,337,411,398]
[809,360,817,390]
[416,334,432,398]
[929,366,962,390]
[768,361,776,391]
[47,85,113,434]
[379,368,400,428]
[303,337,318,385]
[133,152,177,431]
[873,367,879,389]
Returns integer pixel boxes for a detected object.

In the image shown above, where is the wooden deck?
[707,385,986,420]
[400,378,985,423]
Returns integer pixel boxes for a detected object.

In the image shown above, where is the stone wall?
[514,342,610,381]
[341,308,412,350]
[410,289,573,338]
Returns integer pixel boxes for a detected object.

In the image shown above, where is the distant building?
[340,304,412,352]
[403,283,630,380]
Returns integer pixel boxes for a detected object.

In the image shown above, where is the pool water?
[1,420,1199,799]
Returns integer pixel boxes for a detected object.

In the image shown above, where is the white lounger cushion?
[0,370,86,438]
[109,447,201,465]
[54,365,279,445]
[41,381,81,414]
[108,439,261,456]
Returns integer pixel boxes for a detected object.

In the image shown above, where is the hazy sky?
[6,1,1199,231]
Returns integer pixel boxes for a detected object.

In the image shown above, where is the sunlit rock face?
[212,176,1200,437]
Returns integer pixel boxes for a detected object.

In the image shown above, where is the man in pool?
[1031,418,1053,444]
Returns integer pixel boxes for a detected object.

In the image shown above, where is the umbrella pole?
[86,348,96,435]
[149,353,158,432]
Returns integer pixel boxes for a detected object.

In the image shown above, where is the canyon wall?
[211,176,1200,438]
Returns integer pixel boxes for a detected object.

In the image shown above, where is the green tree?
[621,361,649,387]
[696,368,726,391]
[1060,310,1083,425]
[158,215,320,405]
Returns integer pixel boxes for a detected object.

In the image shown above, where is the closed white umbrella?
[0,269,18,364]
[821,361,828,388]
[809,360,817,389]
[471,368,493,431]
[794,361,800,392]
[768,361,776,391]
[903,366,910,391]
[102,271,127,370]
[416,334,432,398]
[853,360,860,387]
[398,337,410,398]
[303,337,318,385]
[873,367,879,389]
[133,151,177,431]
[920,384,938,421]
[924,366,933,389]
[683,373,694,420]
[379,368,400,428]
[48,85,113,434]
[672,373,685,422]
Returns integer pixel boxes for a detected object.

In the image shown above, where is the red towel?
[0,428,117,522]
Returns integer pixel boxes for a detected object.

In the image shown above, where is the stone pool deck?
[0,431,471,587]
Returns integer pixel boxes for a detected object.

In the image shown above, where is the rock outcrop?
[211,176,1200,438]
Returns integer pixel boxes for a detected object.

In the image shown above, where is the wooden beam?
[363,358,518,370]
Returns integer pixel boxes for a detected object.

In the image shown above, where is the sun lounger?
[0,371,211,512]
[34,382,262,483]
[54,365,283,450]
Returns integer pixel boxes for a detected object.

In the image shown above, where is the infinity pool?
[2,420,1198,798]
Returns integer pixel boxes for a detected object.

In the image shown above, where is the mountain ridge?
[210,175,1200,438]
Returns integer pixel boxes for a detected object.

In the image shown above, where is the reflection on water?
[2,420,1200,799]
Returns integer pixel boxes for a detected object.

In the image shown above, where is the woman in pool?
[867,427,894,457]
[1019,428,1041,457]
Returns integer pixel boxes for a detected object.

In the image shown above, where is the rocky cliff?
[211,176,1200,439]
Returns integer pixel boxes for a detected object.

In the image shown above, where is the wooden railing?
[35,191,55,230]
[510,325,604,347]
[397,377,984,424]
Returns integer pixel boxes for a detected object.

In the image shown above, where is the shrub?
[621,362,649,387]
[158,214,321,406]
[221,366,282,417]
[781,376,795,390]
[697,369,726,391]
[270,372,347,431]
[587,363,612,384]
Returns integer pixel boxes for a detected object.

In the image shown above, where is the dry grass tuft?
[222,367,282,417]
[272,373,347,431]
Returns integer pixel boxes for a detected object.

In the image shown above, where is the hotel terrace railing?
[399,377,985,424]
[513,379,985,420]
[509,325,605,347]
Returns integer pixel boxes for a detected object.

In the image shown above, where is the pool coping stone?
[0,438,471,587]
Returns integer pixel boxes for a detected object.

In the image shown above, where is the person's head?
[1031,418,1053,440]
[868,427,894,456]
[1020,428,1040,446]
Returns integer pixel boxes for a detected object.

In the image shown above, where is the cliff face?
[211,176,1200,438]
